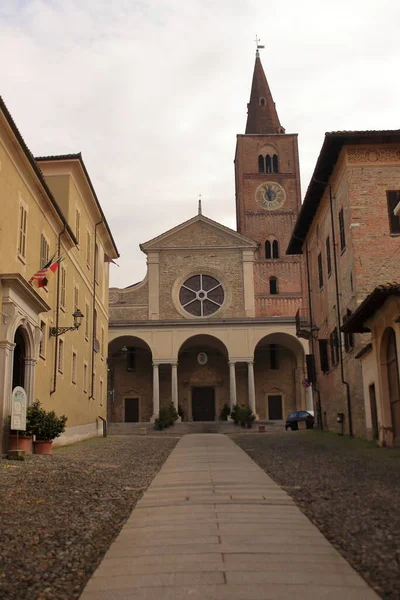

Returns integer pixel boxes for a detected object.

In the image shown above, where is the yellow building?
[0,97,118,449]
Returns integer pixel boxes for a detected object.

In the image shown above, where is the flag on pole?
[104,253,119,266]
[28,256,63,287]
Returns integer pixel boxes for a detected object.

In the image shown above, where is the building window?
[266,154,272,173]
[83,363,88,393]
[101,327,105,358]
[330,328,339,367]
[99,379,103,405]
[86,231,91,267]
[258,155,265,173]
[326,236,332,277]
[39,320,46,359]
[18,204,27,259]
[74,286,79,312]
[265,240,272,259]
[270,344,279,370]
[85,303,89,340]
[269,276,278,295]
[272,240,279,258]
[58,339,64,373]
[60,266,66,310]
[387,190,400,234]
[40,234,50,268]
[75,209,80,245]
[318,252,324,289]
[338,208,346,252]
[259,97,266,106]
[127,347,136,371]
[95,243,100,284]
[343,309,355,352]
[179,274,224,317]
[318,339,329,373]
[72,352,77,383]
[272,154,279,173]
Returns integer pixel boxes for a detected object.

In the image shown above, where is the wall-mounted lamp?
[50,309,84,337]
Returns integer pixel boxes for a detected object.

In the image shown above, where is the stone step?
[107,421,279,436]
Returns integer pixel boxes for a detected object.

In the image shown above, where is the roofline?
[36,154,119,257]
[286,129,400,255]
[0,96,77,245]
[341,285,400,333]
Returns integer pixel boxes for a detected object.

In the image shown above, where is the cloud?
[1,0,400,287]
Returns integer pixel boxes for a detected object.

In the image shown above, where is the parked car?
[285,410,314,431]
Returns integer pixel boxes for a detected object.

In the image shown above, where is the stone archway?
[108,335,153,423]
[177,335,229,422]
[253,332,307,421]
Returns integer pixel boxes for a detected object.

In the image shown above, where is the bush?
[26,401,67,441]
[219,404,231,421]
[231,404,240,425]
[154,403,179,430]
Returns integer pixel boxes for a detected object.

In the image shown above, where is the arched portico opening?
[177,335,229,422]
[254,332,306,421]
[108,335,153,423]
[380,327,400,446]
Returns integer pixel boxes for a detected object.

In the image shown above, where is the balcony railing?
[295,308,311,339]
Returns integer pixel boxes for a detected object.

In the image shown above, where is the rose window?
[179,274,224,317]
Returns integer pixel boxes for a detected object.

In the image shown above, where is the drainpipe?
[304,240,323,429]
[313,178,353,437]
[50,226,65,395]
[90,221,103,400]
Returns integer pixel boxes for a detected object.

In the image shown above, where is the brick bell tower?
[234,50,303,317]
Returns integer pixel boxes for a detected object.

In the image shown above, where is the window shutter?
[318,339,329,373]
[387,191,400,234]
[306,354,316,383]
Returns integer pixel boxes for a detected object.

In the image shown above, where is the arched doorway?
[254,332,305,421]
[177,335,229,422]
[12,326,27,390]
[108,335,153,423]
[386,328,400,445]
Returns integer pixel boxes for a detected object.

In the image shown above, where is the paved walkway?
[80,434,379,600]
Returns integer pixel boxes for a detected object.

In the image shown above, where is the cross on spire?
[198,194,202,215]
[254,35,265,57]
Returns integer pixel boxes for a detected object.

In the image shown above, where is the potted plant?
[231,404,239,425]
[246,409,256,429]
[219,404,231,421]
[238,405,248,428]
[26,401,67,455]
[8,423,32,453]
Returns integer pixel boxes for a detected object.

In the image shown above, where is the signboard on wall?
[11,386,27,431]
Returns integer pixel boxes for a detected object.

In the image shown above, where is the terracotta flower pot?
[33,440,53,455]
[8,435,32,453]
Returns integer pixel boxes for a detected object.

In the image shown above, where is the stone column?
[247,360,257,418]
[229,361,237,409]
[151,363,160,421]
[0,341,15,450]
[171,363,180,420]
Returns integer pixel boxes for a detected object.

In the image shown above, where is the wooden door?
[192,387,215,421]
[268,395,283,420]
[125,398,139,422]
[369,383,379,440]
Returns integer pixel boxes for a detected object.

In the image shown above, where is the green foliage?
[178,404,184,421]
[26,401,67,441]
[231,404,240,424]
[219,404,231,421]
[154,403,179,431]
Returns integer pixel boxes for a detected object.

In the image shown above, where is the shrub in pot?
[26,401,67,455]
[7,416,32,452]
[238,405,248,427]
[178,404,184,422]
[219,404,231,421]
[231,404,240,425]
[168,402,179,426]
[246,409,256,429]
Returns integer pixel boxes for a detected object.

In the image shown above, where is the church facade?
[108,53,309,425]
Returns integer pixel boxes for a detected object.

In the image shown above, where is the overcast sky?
[1,0,399,288]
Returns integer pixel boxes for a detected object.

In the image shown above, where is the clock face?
[255,182,286,210]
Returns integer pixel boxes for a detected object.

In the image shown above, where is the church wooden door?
[192,387,215,421]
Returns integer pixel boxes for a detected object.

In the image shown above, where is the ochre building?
[108,53,309,425]
[0,97,119,449]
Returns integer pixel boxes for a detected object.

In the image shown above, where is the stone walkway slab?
[80,434,379,600]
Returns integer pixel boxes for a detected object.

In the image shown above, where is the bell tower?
[234,51,303,317]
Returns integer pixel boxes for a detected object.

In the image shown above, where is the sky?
[1,0,399,288]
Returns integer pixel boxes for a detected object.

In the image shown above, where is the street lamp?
[50,309,84,337]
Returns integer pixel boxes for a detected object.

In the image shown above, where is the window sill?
[58,369,63,374]
[39,353,46,361]
[17,254,26,265]
[83,390,87,394]
[60,305,66,313]
[72,380,76,385]
[340,247,346,256]
[389,233,400,237]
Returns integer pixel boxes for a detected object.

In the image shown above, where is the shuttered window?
[326,236,332,276]
[339,208,346,252]
[330,328,339,366]
[318,252,323,289]
[387,191,400,234]
[318,339,329,373]
[40,235,50,267]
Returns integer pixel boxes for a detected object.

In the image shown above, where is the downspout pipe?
[90,220,103,400]
[305,240,323,429]
[313,178,353,437]
[50,226,65,395]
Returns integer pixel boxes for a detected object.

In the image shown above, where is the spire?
[245,53,284,135]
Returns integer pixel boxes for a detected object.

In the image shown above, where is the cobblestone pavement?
[0,435,177,600]
[234,430,400,600]
[80,434,379,600]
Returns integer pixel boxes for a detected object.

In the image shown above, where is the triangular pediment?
[140,214,258,251]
